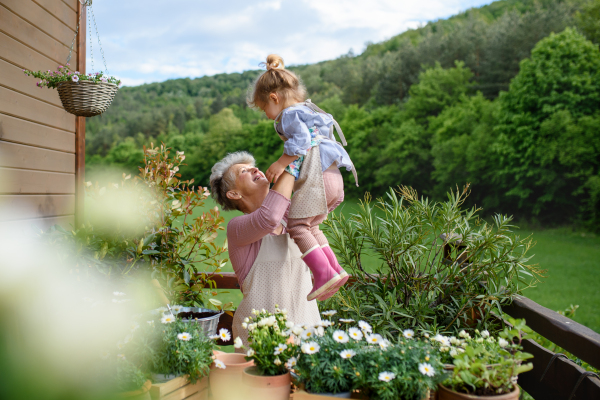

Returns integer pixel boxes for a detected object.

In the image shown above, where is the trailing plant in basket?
[234,307,297,376]
[23,64,121,88]
[443,318,533,396]
[321,185,544,337]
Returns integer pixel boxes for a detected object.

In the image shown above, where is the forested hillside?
[86,0,600,229]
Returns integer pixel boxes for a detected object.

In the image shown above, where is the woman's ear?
[226,190,242,200]
[269,92,280,104]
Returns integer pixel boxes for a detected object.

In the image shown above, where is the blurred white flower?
[274,357,282,365]
[113,291,126,297]
[301,341,320,354]
[348,327,363,341]
[340,349,356,359]
[403,329,414,339]
[419,363,435,377]
[498,338,509,348]
[481,330,490,338]
[171,305,183,313]
[234,337,243,348]
[274,343,287,355]
[247,349,255,357]
[286,321,294,329]
[321,310,337,317]
[339,318,354,324]
[161,315,175,324]
[378,371,395,382]
[292,325,304,336]
[177,332,191,341]
[358,320,372,333]
[286,356,297,369]
[242,322,248,329]
[366,334,383,344]
[214,360,226,369]
[301,328,315,340]
[332,330,349,344]
[316,326,325,337]
[219,328,231,341]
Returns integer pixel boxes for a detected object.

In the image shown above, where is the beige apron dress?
[232,225,321,350]
[275,99,359,219]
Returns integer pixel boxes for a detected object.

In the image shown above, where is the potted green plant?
[438,319,533,399]
[234,306,297,400]
[125,315,217,400]
[101,356,151,400]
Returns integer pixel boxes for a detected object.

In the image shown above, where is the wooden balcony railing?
[209,271,600,399]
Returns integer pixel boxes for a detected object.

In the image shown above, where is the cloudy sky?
[89,0,494,86]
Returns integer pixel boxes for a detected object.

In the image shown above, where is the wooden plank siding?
[0,0,85,231]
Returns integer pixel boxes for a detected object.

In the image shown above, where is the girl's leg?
[288,216,340,301]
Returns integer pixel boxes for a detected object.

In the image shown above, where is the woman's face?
[228,164,269,204]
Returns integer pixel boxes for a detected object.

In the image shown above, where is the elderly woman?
[210,151,321,348]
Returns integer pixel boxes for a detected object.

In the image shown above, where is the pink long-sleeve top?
[227,190,290,287]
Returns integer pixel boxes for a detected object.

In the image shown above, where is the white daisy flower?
[117,353,125,360]
[378,371,395,382]
[316,326,325,337]
[171,305,183,313]
[214,360,226,369]
[292,326,304,336]
[116,341,125,350]
[247,349,255,357]
[244,317,250,323]
[242,322,248,329]
[321,310,337,317]
[161,315,175,324]
[274,343,287,355]
[319,320,334,327]
[450,349,458,357]
[348,327,363,341]
[286,357,297,369]
[248,323,257,332]
[286,321,294,329]
[234,337,243,348]
[301,341,320,354]
[129,322,139,332]
[481,330,490,338]
[333,330,349,344]
[498,338,509,348]
[423,332,430,338]
[209,334,220,340]
[450,336,460,345]
[433,334,450,346]
[358,320,372,333]
[274,357,282,366]
[366,333,383,344]
[403,329,415,339]
[301,328,315,340]
[339,318,355,324]
[340,349,357,359]
[419,363,435,377]
[177,332,191,341]
[219,328,231,341]
[379,339,391,350]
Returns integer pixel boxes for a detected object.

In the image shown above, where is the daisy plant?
[23,65,121,89]
[234,306,297,376]
[442,318,533,396]
[293,310,364,395]
[124,313,217,383]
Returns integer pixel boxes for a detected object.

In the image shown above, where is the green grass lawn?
[192,197,600,333]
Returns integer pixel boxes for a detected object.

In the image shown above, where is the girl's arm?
[227,173,295,247]
[265,153,298,183]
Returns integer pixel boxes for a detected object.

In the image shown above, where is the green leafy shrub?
[322,186,543,337]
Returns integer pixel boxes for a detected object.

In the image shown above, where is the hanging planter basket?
[57,80,119,117]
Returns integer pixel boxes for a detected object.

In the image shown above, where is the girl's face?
[260,92,285,120]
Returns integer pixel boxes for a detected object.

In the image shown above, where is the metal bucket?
[163,307,223,337]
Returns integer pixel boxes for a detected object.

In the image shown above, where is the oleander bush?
[322,185,544,338]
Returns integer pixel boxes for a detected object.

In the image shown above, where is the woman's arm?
[227,173,295,247]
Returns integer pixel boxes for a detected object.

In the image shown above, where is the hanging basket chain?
[88,5,94,72]
[90,5,110,75]
[65,0,109,75]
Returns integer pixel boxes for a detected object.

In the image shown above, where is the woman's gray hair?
[210,151,256,211]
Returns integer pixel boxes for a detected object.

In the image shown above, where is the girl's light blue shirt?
[276,105,353,173]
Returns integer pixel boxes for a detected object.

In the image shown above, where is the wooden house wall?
[0,0,85,233]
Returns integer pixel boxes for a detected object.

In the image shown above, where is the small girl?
[248,54,358,302]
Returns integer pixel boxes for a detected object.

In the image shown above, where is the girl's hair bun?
[264,54,285,70]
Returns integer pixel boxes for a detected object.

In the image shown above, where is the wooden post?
[75,1,87,227]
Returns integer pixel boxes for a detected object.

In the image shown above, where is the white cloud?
[87,0,493,86]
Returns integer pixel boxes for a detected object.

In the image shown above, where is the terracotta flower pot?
[242,366,291,400]
[437,384,519,400]
[117,380,152,400]
[210,352,254,400]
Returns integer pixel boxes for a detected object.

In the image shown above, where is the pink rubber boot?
[302,245,341,301]
[317,245,349,301]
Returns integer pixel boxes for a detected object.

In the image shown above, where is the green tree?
[496,28,600,224]
[576,0,600,45]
